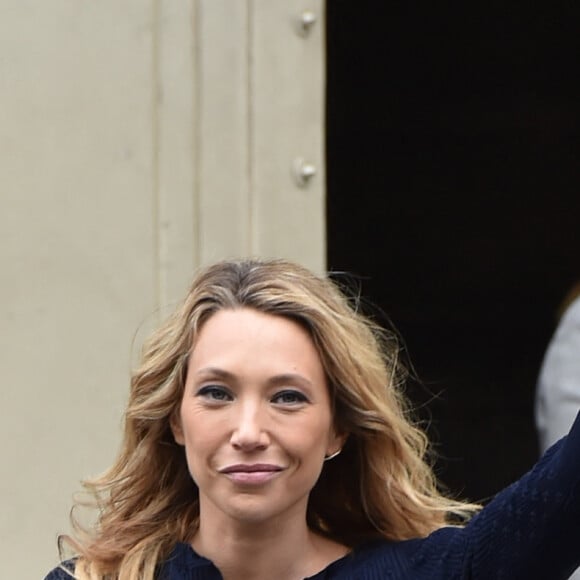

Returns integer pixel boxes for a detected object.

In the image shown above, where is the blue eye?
[271,390,309,405]
[196,385,233,402]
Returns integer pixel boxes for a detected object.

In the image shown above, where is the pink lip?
[219,464,284,485]
[220,463,282,473]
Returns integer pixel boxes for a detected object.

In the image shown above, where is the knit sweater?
[45,412,580,580]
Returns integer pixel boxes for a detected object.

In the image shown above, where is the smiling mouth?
[219,464,284,485]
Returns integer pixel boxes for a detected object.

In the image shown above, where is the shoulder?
[543,295,580,359]
[561,294,580,325]
[43,560,76,580]
[312,533,466,579]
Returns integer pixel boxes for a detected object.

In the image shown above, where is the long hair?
[60,258,479,579]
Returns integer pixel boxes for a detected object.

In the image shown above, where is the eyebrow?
[267,373,313,390]
[194,367,313,389]
[194,367,236,381]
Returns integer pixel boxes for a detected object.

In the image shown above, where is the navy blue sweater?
[45,413,580,579]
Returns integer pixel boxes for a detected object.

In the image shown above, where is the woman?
[46,258,580,579]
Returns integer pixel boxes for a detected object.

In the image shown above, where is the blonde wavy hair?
[60,258,479,579]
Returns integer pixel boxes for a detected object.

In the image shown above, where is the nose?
[229,400,270,451]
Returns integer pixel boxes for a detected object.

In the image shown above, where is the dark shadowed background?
[326,2,580,502]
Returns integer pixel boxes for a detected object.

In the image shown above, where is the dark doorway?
[326,3,580,502]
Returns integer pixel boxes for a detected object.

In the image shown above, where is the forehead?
[192,308,313,356]
[189,308,327,384]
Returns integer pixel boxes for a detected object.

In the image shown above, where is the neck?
[192,512,346,580]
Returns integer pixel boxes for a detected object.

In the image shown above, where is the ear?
[170,408,185,446]
[326,430,348,457]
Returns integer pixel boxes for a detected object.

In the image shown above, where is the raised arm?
[463,411,580,580]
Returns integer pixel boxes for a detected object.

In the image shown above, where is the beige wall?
[0,1,325,577]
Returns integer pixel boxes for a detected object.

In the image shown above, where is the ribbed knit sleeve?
[460,410,580,580]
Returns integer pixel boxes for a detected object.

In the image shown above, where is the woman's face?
[172,307,343,527]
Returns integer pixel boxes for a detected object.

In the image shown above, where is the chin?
[222,494,308,527]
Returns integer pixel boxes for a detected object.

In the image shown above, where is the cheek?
[179,403,220,443]
[182,423,216,458]
[179,412,219,467]
[292,419,333,460]
[181,437,214,487]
